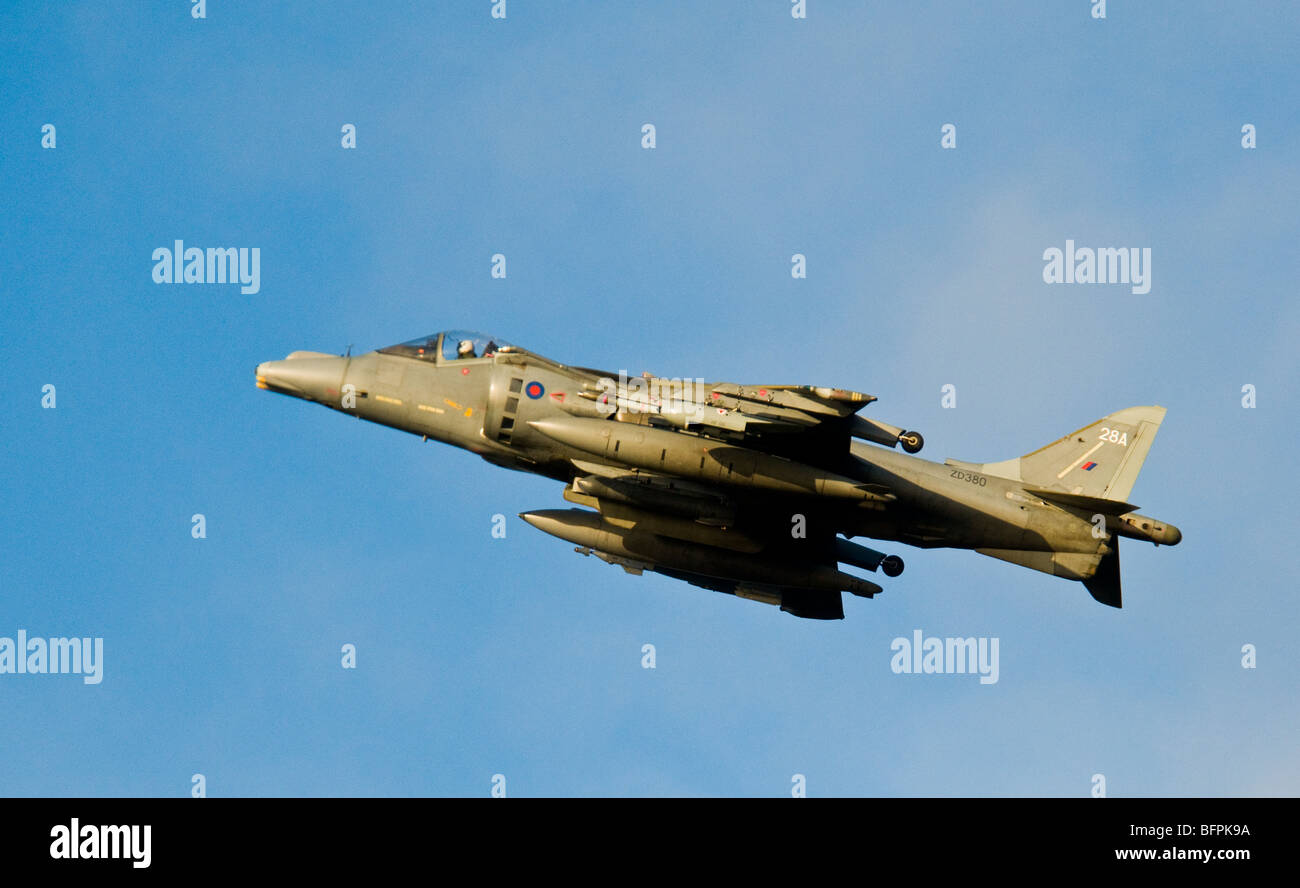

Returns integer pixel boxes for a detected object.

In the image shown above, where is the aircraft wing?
[575,377,915,451]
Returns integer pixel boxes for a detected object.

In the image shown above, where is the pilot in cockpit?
[456,339,477,360]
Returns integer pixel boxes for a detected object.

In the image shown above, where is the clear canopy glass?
[378,331,514,362]
[440,331,511,361]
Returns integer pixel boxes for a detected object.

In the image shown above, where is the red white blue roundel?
[525,381,545,399]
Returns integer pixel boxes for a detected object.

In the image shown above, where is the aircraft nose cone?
[255,360,289,392]
[1167,525,1182,546]
[256,359,306,397]
[256,352,345,403]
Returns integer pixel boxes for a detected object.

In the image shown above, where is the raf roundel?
[525,381,545,400]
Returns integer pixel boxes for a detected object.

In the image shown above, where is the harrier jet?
[256,331,1180,620]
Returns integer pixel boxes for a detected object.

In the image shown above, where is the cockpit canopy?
[378,330,516,363]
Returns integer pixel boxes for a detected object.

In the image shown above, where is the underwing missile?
[519,508,882,598]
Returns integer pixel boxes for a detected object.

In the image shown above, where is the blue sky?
[2,1,1297,796]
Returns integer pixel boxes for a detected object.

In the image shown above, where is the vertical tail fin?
[977,405,1166,501]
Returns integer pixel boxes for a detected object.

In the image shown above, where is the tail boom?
[963,405,1179,607]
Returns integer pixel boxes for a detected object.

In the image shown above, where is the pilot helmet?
[457,339,475,356]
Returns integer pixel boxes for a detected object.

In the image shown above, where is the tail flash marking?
[1056,441,1104,479]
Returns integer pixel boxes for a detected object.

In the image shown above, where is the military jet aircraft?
[256,330,1180,620]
